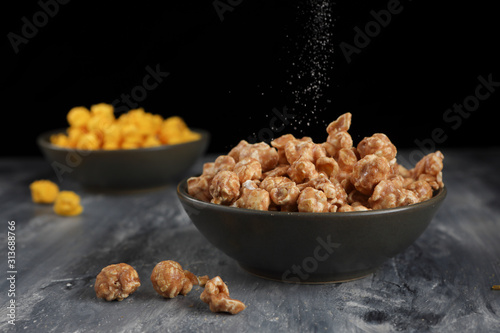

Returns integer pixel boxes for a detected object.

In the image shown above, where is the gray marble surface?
[1,148,500,332]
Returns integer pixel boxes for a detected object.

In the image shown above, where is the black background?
[2,0,499,156]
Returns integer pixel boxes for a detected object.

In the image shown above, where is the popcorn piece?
[102,123,122,146]
[209,171,240,205]
[327,132,353,157]
[87,113,114,138]
[285,140,314,164]
[315,156,339,178]
[200,276,246,315]
[95,263,141,301]
[325,113,353,157]
[150,260,199,298]
[67,106,91,128]
[406,180,433,202]
[271,134,297,164]
[29,180,59,204]
[326,112,352,134]
[233,158,262,183]
[350,155,391,195]
[269,181,300,206]
[232,180,270,210]
[337,148,358,173]
[67,126,87,147]
[357,133,397,161]
[202,162,216,178]
[412,151,444,190]
[238,142,279,172]
[53,191,83,216]
[214,155,236,174]
[312,144,327,162]
[259,176,292,192]
[368,179,419,210]
[297,187,329,212]
[299,174,347,206]
[75,132,101,150]
[187,175,213,202]
[287,159,319,184]
[160,116,200,145]
[90,103,115,118]
[228,140,250,162]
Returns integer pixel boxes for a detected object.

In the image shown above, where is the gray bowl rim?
[177,177,447,218]
[37,127,210,154]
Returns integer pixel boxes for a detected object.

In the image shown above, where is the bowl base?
[238,263,376,284]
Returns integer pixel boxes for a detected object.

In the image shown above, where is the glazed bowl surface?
[177,178,446,283]
[37,129,209,190]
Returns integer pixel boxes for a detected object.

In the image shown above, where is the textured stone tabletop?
[1,148,499,332]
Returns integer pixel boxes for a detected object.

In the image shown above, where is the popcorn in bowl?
[187,113,444,212]
[50,103,200,150]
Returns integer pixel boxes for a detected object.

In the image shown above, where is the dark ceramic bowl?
[37,128,209,190]
[177,179,446,283]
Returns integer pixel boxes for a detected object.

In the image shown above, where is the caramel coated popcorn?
[200,276,246,315]
[95,263,141,301]
[209,171,241,205]
[232,180,271,210]
[188,113,445,212]
[50,103,200,150]
[29,180,59,204]
[150,260,199,298]
[93,260,246,314]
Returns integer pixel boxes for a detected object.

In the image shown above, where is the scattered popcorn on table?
[29,180,60,204]
[150,260,202,299]
[50,103,200,150]
[53,191,83,216]
[95,263,141,301]
[200,276,246,314]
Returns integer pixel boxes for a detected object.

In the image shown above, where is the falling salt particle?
[284,0,335,126]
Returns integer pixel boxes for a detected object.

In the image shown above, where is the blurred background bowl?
[177,179,446,283]
[37,128,209,190]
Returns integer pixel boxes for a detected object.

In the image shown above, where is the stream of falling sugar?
[285,0,336,135]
